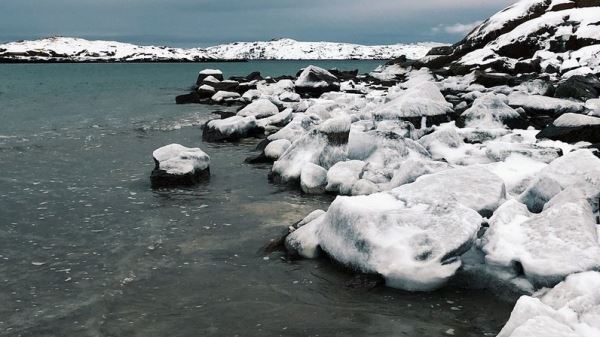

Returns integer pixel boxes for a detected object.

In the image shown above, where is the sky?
[0,0,516,47]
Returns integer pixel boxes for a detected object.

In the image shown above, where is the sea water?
[0,61,513,337]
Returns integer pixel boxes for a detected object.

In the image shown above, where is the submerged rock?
[150,144,210,188]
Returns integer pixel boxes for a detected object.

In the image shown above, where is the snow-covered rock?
[150,144,210,188]
[373,81,453,127]
[237,99,279,119]
[552,113,600,127]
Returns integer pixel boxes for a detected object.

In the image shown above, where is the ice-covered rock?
[203,116,261,142]
[300,163,328,194]
[286,165,509,291]
[461,94,523,129]
[264,139,291,160]
[271,116,350,183]
[286,191,483,291]
[150,144,210,188]
[325,160,367,195]
[350,179,380,196]
[497,271,600,337]
[294,65,340,97]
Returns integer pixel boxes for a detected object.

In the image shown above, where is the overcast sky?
[0,0,515,47]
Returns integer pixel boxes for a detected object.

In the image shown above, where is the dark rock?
[328,69,359,81]
[202,119,264,142]
[175,92,200,104]
[473,70,513,87]
[211,80,239,92]
[554,75,600,101]
[150,167,210,188]
[514,58,542,73]
[295,66,341,97]
[536,124,600,144]
[426,45,454,56]
[212,110,237,119]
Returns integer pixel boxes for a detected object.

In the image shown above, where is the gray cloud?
[0,0,515,46]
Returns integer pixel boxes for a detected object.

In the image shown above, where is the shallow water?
[0,61,513,337]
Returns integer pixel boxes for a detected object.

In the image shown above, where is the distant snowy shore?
[0,37,444,63]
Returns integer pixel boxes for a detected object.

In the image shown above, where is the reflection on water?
[0,63,513,337]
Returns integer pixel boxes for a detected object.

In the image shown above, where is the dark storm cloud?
[0,0,515,46]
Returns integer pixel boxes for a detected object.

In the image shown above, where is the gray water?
[0,61,513,337]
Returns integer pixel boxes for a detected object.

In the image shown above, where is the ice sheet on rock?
[152,144,210,175]
[385,158,452,190]
[461,94,520,128]
[237,99,279,119]
[391,166,506,216]
[267,114,317,143]
[350,179,380,196]
[325,160,366,195]
[482,154,548,195]
[498,271,600,337]
[348,131,430,186]
[552,113,600,127]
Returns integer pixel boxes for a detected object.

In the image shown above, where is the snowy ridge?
[0,37,444,62]
[206,38,443,60]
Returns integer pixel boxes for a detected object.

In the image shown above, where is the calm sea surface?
[0,61,513,337]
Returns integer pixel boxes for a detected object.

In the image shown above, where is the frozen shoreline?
[171,1,600,336]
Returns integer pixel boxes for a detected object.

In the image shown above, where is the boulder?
[294,65,340,97]
[150,144,210,188]
[460,94,525,129]
[211,91,241,103]
[537,113,600,143]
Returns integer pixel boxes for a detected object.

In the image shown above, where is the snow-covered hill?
[205,38,442,60]
[0,37,443,62]
[0,37,212,62]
